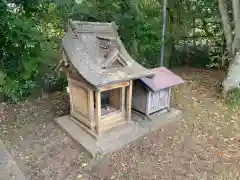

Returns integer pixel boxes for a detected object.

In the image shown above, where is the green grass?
[227,88,240,106]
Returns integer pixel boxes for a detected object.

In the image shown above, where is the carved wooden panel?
[70,84,89,118]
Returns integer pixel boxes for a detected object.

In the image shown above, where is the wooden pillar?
[126,80,133,122]
[120,87,126,114]
[88,90,95,131]
[95,91,102,136]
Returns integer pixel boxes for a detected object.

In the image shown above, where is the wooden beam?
[126,80,133,122]
[95,91,102,136]
[99,81,129,92]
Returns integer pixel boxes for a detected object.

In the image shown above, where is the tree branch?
[218,0,233,56]
[232,0,240,35]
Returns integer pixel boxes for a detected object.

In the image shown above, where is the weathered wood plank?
[148,88,170,114]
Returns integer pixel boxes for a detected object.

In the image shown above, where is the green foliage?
[69,0,195,67]
[170,45,211,68]
[0,0,225,102]
[0,0,65,102]
[0,71,6,85]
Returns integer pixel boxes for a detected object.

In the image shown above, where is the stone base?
[0,141,26,180]
[55,108,181,158]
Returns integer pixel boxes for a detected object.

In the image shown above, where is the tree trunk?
[231,0,240,55]
[222,52,240,98]
[218,0,240,98]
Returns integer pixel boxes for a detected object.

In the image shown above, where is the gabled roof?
[61,20,154,89]
[140,67,184,91]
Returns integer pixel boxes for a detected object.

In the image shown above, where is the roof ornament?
[96,37,127,68]
[97,36,112,49]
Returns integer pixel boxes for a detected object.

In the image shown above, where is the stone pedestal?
[55,108,181,158]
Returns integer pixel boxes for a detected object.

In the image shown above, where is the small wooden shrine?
[58,20,153,138]
[132,67,184,116]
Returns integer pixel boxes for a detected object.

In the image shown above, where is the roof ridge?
[68,19,118,34]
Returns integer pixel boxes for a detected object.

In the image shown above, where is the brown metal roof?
[61,20,154,89]
[140,67,184,91]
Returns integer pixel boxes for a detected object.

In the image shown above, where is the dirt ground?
[1,67,240,180]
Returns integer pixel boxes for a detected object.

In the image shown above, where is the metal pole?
[160,0,167,66]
